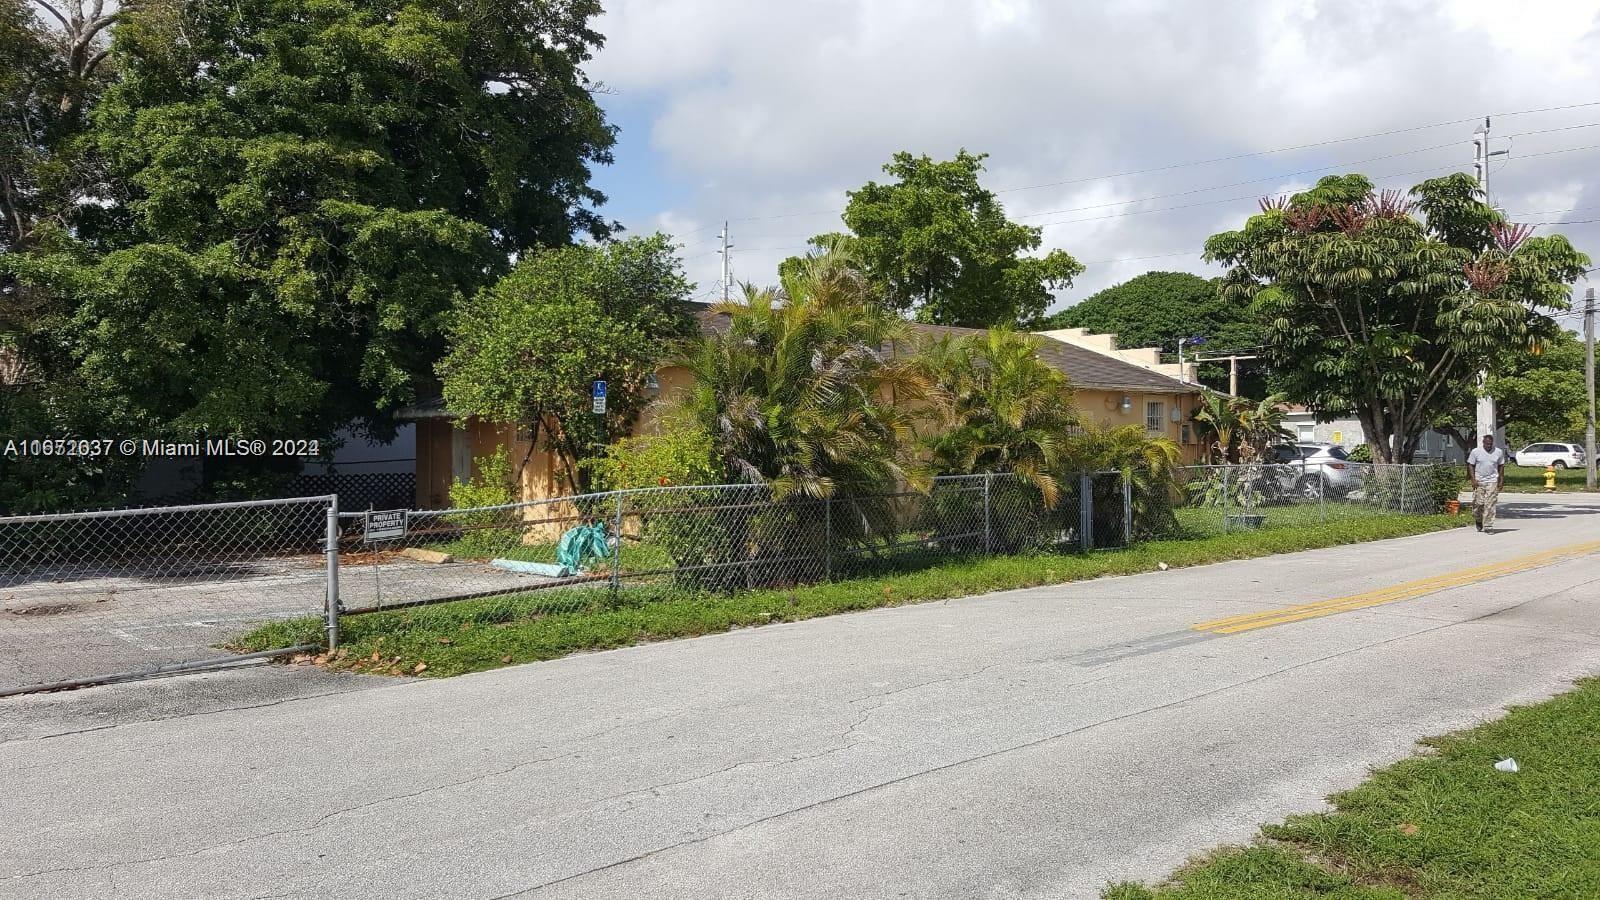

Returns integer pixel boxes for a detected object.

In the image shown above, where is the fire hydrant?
[1545,463,1558,492]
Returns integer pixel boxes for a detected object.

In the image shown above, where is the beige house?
[401,308,1206,509]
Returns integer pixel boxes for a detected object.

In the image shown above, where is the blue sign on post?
[592,380,607,415]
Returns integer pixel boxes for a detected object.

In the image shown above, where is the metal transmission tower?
[1472,118,1510,445]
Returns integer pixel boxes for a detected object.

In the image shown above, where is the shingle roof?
[691,303,1200,394]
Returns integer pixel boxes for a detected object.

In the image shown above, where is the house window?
[1145,400,1165,431]
[1181,423,1192,445]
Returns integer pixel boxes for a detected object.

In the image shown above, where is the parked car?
[1511,442,1586,469]
[1266,443,1357,497]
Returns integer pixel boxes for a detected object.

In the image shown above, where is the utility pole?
[1472,117,1510,446]
[1193,353,1259,395]
[717,221,734,303]
[1226,355,1257,397]
[1586,286,1596,491]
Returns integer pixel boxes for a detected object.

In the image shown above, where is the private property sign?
[363,509,408,543]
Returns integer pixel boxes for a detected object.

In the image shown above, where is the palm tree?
[1059,422,1183,539]
[677,274,930,503]
[1191,389,1241,463]
[919,328,1078,505]
[1234,393,1293,462]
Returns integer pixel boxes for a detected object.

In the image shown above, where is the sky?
[579,0,1600,335]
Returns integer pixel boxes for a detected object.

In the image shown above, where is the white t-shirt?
[1467,447,1507,484]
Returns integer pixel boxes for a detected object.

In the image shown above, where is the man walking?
[1465,434,1507,532]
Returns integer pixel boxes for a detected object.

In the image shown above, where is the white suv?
[1512,442,1586,469]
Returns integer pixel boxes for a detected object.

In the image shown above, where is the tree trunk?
[1400,430,1422,464]
[1357,405,1393,464]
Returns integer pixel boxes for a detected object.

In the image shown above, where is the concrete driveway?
[3,492,1599,899]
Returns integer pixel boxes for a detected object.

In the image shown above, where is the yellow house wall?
[415,373,1206,510]
[1077,387,1207,465]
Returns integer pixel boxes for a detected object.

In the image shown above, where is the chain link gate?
[0,496,337,696]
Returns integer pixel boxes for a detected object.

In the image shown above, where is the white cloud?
[590,0,1600,312]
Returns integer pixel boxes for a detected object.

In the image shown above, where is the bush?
[584,420,722,491]
[1347,443,1374,463]
[1417,464,1465,511]
[1059,424,1183,541]
[443,447,521,559]
[1354,463,1459,513]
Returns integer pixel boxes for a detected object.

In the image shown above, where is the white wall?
[1280,413,1466,463]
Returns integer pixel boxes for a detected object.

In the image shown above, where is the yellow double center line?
[1192,539,1600,636]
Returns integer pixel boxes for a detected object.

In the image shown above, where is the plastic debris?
[1494,757,1519,773]
[1157,562,1170,571]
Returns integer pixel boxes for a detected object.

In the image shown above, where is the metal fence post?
[1121,472,1132,546]
[1079,473,1093,551]
[983,473,993,555]
[824,496,833,580]
[1319,467,1326,524]
[324,494,340,651]
[1222,466,1231,534]
[1400,464,1409,514]
[610,491,624,593]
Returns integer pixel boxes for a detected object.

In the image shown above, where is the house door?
[451,428,473,485]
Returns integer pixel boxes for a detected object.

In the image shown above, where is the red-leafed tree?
[1205,173,1589,463]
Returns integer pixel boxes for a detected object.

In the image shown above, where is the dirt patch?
[5,603,86,617]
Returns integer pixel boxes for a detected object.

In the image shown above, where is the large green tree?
[1490,330,1589,448]
[799,150,1082,328]
[439,235,694,492]
[0,0,128,263]
[1205,173,1590,463]
[10,0,617,447]
[1038,271,1265,396]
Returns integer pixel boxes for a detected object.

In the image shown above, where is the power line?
[683,134,1600,252]
[1012,141,1468,222]
[665,102,1600,245]
[1027,141,1600,230]
[990,104,1600,197]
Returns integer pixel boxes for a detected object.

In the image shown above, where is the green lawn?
[1171,502,1411,538]
[237,509,1464,678]
[1501,466,1597,493]
[1104,676,1600,899]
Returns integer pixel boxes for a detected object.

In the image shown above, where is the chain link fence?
[335,475,1101,617]
[1,463,1461,696]
[1158,462,1461,538]
[0,496,336,696]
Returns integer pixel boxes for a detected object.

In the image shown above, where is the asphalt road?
[3,493,1599,899]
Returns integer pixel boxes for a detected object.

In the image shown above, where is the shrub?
[443,447,521,559]
[583,420,722,491]
[1060,423,1183,540]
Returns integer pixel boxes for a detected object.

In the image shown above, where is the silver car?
[1267,443,1357,497]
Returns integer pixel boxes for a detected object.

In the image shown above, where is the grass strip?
[237,512,1461,679]
[1105,675,1600,899]
[1501,467,1597,493]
